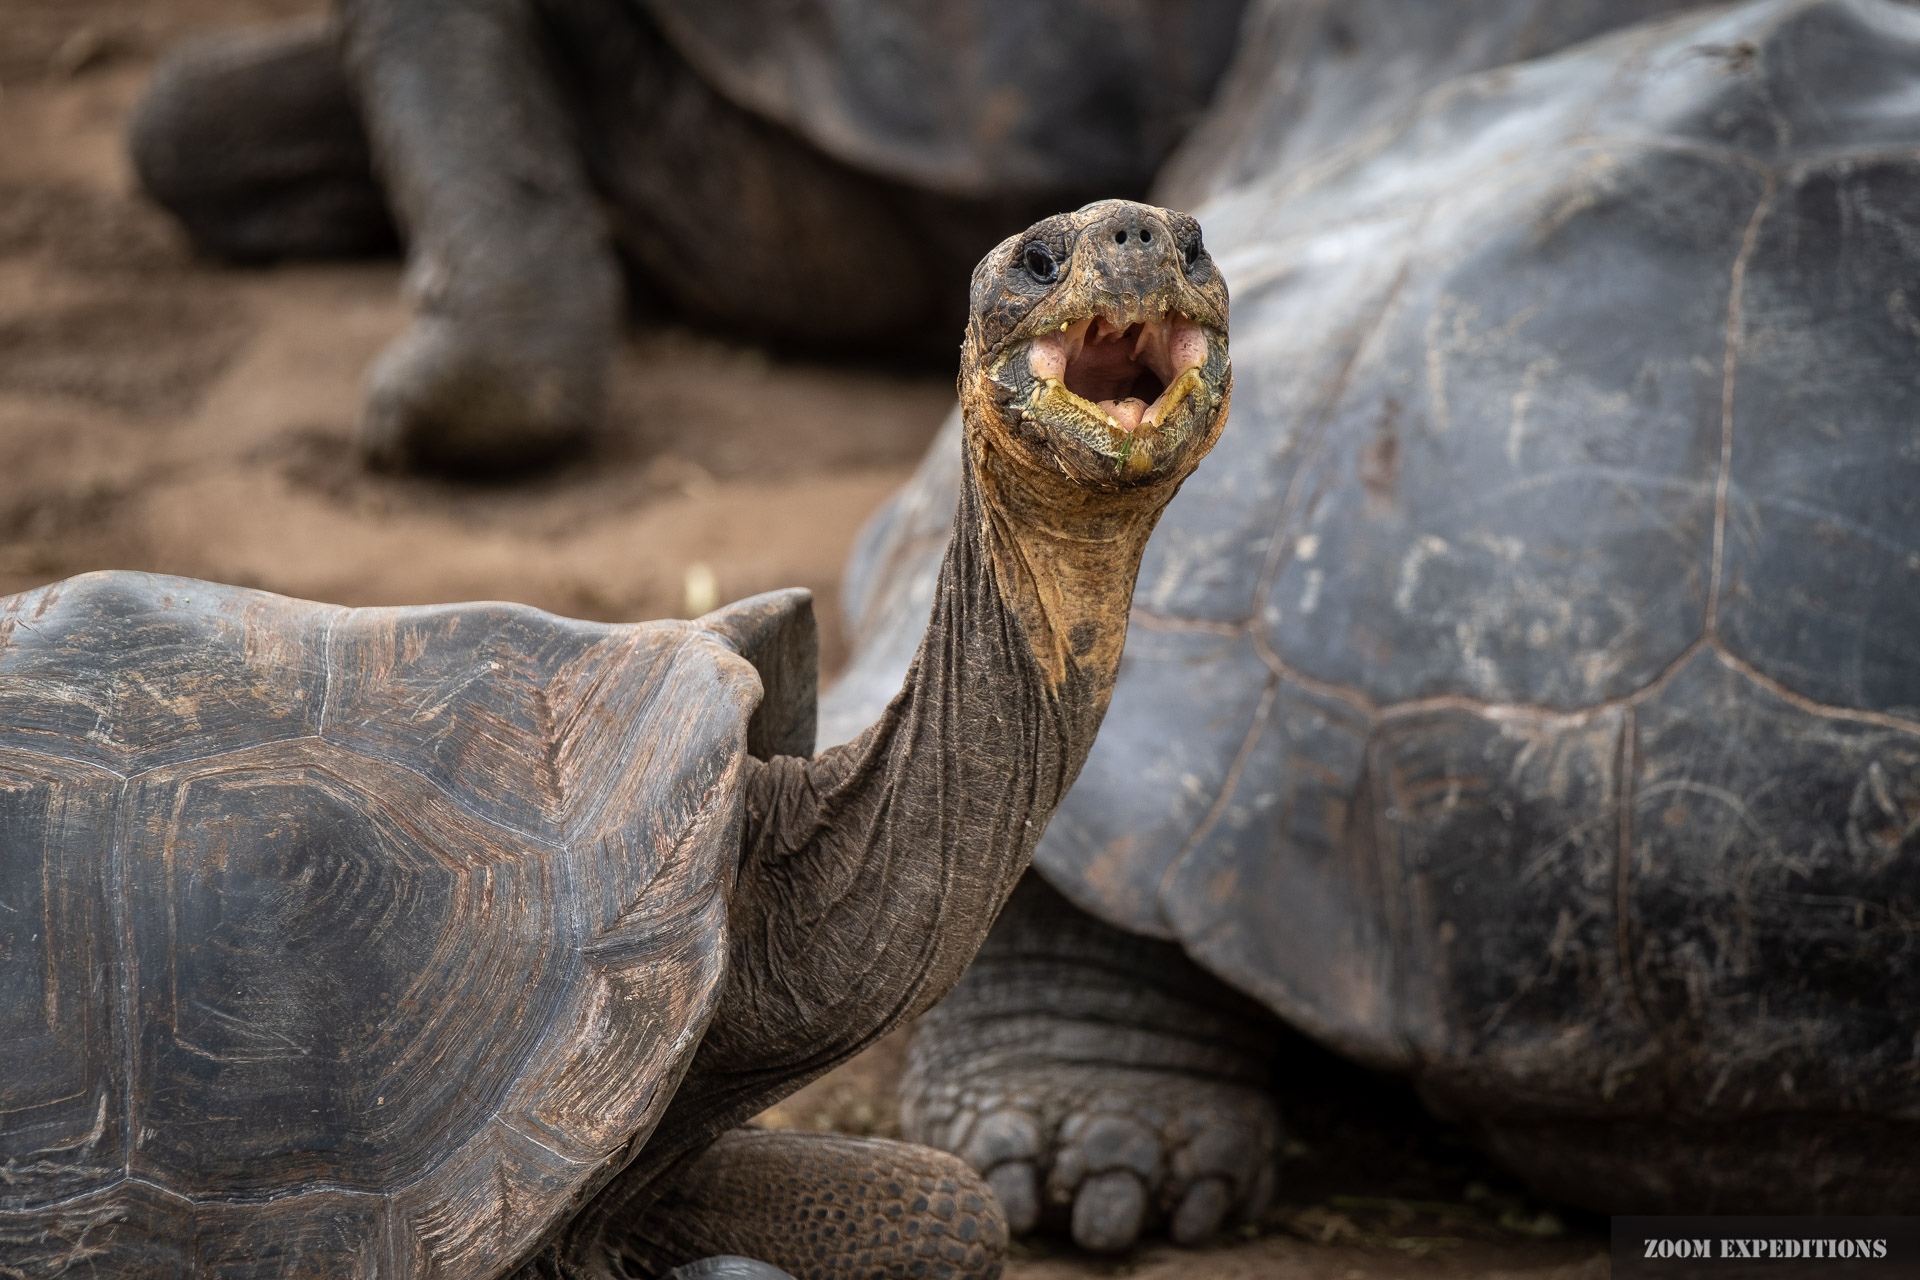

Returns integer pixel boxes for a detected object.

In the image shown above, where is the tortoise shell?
[635,0,1248,198]
[0,571,811,1277]
[823,0,1920,1199]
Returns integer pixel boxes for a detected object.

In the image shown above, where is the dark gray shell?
[636,0,1249,197]
[1153,0,1707,211]
[0,572,812,1277]
[824,0,1920,1197]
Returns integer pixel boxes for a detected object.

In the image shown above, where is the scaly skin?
[614,1131,1006,1280]
[903,874,1283,1253]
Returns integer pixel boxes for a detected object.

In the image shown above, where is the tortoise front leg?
[904,873,1282,1253]
[605,1129,1006,1280]
[338,0,618,471]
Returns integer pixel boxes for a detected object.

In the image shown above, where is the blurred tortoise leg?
[128,15,397,262]
[904,872,1283,1253]
[605,1129,1007,1280]
[338,0,619,472]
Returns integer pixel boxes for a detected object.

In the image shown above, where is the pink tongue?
[1099,397,1148,433]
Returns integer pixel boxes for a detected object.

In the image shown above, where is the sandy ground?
[0,4,1611,1275]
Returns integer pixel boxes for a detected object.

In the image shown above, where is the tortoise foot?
[609,1129,1006,1280]
[359,286,612,474]
[908,1061,1281,1253]
[903,874,1282,1253]
[341,0,621,475]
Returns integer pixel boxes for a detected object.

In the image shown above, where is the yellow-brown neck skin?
[965,378,1228,706]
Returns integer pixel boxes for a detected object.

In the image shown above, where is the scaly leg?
[904,873,1283,1253]
[606,1129,1006,1280]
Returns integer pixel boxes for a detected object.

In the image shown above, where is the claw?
[986,1162,1041,1234]
[1171,1177,1234,1245]
[1073,1170,1148,1253]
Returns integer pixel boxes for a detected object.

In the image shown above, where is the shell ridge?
[106,775,136,1197]
[24,1171,397,1211]
[316,738,562,850]
[118,734,327,785]
[1704,177,1779,629]
[553,626,694,846]
[317,607,340,734]
[488,1116,592,1171]
[1151,674,1280,924]
[543,623,644,827]
[588,744,735,946]
[16,1170,189,1215]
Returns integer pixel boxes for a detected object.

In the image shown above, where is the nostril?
[1114,230,1127,244]
[1140,228,1152,243]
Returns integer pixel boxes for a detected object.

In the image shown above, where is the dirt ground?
[0,4,1611,1276]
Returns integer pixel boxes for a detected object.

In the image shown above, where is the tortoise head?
[961,199,1230,490]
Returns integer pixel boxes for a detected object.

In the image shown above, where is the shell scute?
[0,751,123,1214]
[122,744,561,1195]
[0,572,761,1277]
[1366,703,1644,1109]
[1155,673,1380,1061]
[1717,157,1920,720]
[0,571,332,773]
[1625,653,1920,1111]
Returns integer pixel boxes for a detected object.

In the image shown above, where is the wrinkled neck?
[712,445,1166,1043]
[591,415,1175,1212]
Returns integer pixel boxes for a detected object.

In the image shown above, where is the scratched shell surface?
[0,572,757,1278]
[823,0,1920,1122]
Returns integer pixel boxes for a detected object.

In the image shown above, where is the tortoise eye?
[1183,237,1202,269]
[1023,243,1059,283]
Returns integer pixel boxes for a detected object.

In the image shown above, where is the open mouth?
[1027,310,1209,435]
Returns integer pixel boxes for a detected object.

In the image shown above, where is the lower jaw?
[1027,385,1207,481]
[1095,367,1206,436]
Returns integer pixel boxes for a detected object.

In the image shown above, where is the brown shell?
[0,571,811,1278]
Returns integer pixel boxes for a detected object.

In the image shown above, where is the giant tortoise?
[0,200,1231,1278]
[123,0,1246,471]
[822,0,1920,1248]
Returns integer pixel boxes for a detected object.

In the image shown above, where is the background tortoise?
[0,199,1232,1277]
[123,0,1246,470]
[822,0,1920,1248]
